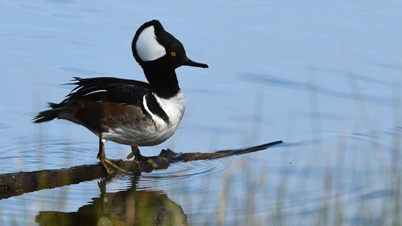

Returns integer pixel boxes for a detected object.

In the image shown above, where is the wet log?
[0,140,282,200]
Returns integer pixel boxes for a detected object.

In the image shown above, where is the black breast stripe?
[144,94,170,124]
[140,99,155,125]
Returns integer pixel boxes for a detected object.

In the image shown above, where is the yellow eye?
[171,52,176,57]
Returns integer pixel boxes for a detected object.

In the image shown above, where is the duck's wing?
[33,77,151,124]
[62,77,151,107]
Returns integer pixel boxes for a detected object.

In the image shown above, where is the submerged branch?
[0,140,282,200]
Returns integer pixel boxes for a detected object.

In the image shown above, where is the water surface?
[1,0,402,225]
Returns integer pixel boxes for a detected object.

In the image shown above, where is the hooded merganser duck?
[33,20,208,175]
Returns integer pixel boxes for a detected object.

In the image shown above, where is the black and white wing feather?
[64,77,151,106]
[33,77,151,123]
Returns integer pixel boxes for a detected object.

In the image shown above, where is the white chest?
[150,91,186,129]
[139,91,186,145]
[103,91,186,146]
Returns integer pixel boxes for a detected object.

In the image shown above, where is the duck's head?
[132,20,208,70]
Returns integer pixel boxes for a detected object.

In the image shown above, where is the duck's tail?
[33,103,63,123]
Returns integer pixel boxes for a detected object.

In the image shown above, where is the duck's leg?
[126,148,135,159]
[97,138,126,175]
[130,145,158,168]
[97,138,112,175]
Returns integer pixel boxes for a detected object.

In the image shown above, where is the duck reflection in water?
[35,176,187,226]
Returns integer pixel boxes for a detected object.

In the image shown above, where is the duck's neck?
[143,66,180,99]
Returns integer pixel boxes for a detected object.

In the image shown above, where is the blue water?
[1,0,402,225]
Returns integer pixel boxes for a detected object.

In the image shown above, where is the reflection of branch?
[0,140,282,200]
[36,176,188,226]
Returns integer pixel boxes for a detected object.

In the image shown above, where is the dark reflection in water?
[36,176,187,226]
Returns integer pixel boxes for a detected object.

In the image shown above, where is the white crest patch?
[135,26,166,62]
